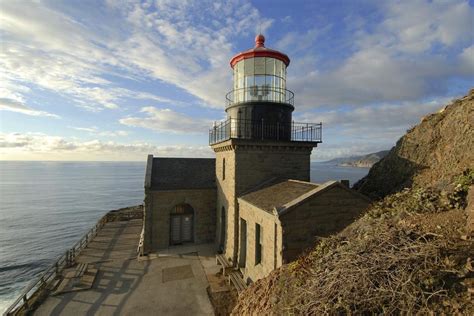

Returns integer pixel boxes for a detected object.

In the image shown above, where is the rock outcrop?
[354,90,474,199]
[231,88,474,315]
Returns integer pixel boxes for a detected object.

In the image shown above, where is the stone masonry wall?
[281,186,370,262]
[239,200,283,283]
[145,188,216,250]
[234,144,312,195]
[215,149,237,261]
[213,139,315,264]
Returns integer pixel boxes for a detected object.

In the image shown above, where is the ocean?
[0,161,369,312]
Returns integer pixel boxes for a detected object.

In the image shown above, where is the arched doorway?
[170,203,194,245]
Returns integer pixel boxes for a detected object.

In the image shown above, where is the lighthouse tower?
[210,35,322,263]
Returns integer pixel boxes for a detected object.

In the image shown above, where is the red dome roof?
[230,34,290,68]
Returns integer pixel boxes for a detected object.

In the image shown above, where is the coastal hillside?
[354,90,474,199]
[232,176,473,314]
[324,150,389,168]
[231,89,474,315]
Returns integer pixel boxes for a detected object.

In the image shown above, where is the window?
[255,223,262,265]
[222,158,225,180]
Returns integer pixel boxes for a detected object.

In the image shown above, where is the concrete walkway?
[34,219,215,316]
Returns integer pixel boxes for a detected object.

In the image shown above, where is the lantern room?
[229,34,291,105]
[209,34,322,145]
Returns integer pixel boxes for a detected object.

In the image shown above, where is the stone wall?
[215,148,237,261]
[212,139,316,263]
[281,186,370,262]
[238,200,283,283]
[143,188,216,251]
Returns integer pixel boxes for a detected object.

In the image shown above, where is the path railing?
[3,207,143,316]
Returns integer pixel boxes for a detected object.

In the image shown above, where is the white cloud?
[70,126,129,137]
[459,45,474,73]
[288,0,474,109]
[377,0,473,53]
[109,0,272,108]
[0,1,182,112]
[119,107,212,134]
[0,97,59,118]
[1,0,272,113]
[299,96,455,161]
[0,132,213,161]
[297,97,450,130]
[275,25,331,55]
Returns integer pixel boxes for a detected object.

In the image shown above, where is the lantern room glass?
[233,57,287,104]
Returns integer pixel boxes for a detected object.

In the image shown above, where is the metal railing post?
[23,295,28,309]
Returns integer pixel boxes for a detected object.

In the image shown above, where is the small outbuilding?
[142,155,216,252]
[236,179,371,282]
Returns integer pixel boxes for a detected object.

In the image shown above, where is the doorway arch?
[170,203,194,245]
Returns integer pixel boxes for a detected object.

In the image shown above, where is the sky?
[0,0,473,161]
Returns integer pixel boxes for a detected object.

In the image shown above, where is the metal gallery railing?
[4,208,143,316]
[225,86,294,107]
[209,118,322,145]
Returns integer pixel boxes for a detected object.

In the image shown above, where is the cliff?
[232,172,474,315]
[324,150,389,168]
[354,90,474,199]
[231,89,474,315]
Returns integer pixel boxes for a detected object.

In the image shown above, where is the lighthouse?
[210,35,322,263]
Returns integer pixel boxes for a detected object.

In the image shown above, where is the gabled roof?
[238,179,371,216]
[145,155,216,190]
[238,179,318,213]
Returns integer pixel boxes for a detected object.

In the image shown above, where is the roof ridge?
[276,181,339,215]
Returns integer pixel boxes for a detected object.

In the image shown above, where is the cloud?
[0,132,213,161]
[0,97,59,118]
[70,126,129,137]
[119,106,212,134]
[288,0,474,109]
[109,0,272,108]
[0,1,183,112]
[298,96,455,161]
[376,0,473,53]
[298,97,450,130]
[0,0,272,114]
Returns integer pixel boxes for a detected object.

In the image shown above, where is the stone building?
[237,179,370,282]
[142,156,216,252]
[142,35,371,283]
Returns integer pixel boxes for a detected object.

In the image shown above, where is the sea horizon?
[0,160,369,312]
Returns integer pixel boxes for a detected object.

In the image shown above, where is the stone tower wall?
[213,139,316,263]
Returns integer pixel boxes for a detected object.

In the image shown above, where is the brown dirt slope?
[354,89,474,199]
[233,179,474,315]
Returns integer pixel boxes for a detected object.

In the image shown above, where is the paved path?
[34,219,215,316]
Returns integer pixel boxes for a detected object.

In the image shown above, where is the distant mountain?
[323,150,389,168]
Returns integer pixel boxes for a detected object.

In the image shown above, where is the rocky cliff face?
[231,89,474,315]
[354,90,474,199]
